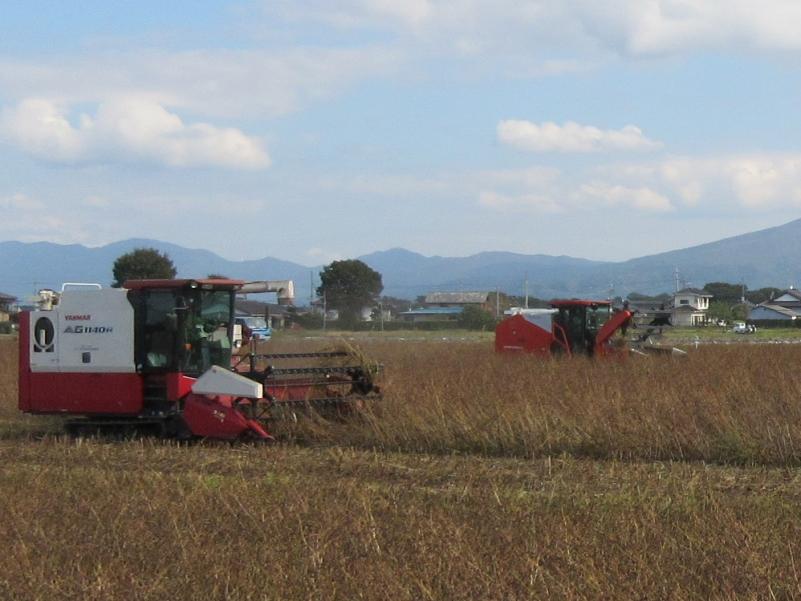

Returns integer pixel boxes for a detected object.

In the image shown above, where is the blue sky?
[2,1,801,265]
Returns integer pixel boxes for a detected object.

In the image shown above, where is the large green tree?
[702,282,745,305]
[112,248,177,287]
[317,260,383,326]
[458,305,497,331]
[746,287,783,304]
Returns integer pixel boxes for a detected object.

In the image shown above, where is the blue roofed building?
[399,306,463,323]
[749,288,801,323]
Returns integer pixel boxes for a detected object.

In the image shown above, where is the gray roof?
[675,288,712,297]
[627,300,670,312]
[672,305,706,313]
[425,292,490,304]
[753,303,801,318]
[775,289,801,302]
[0,291,16,302]
[400,307,463,316]
[235,299,291,317]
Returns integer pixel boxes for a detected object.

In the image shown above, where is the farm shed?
[399,307,463,323]
[425,292,492,311]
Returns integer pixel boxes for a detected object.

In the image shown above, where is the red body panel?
[494,314,554,354]
[18,312,31,411]
[182,394,271,440]
[495,302,632,358]
[24,372,144,415]
[594,309,633,357]
[551,299,611,308]
[123,278,244,290]
[166,373,196,401]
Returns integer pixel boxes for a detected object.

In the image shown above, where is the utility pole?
[524,273,529,309]
[309,270,313,308]
[495,286,500,318]
[322,292,327,331]
[673,266,680,293]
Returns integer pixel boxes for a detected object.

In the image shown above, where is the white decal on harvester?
[63,326,114,334]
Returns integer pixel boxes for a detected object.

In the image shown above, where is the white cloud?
[498,120,662,153]
[579,182,673,211]
[0,193,88,244]
[306,247,344,263]
[84,196,110,208]
[270,1,801,58]
[1,97,270,169]
[576,0,801,57]
[483,165,563,187]
[0,192,45,211]
[595,153,801,209]
[475,152,801,214]
[478,190,564,213]
[0,47,400,120]
[476,162,674,213]
[360,0,433,27]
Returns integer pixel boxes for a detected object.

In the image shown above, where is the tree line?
[111,248,787,329]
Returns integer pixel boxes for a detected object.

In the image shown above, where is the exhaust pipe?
[240,280,295,305]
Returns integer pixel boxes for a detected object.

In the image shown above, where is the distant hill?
[359,218,801,299]
[0,238,316,303]
[358,248,608,299]
[2,218,801,302]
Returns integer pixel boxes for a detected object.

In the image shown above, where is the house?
[626,299,673,328]
[397,291,495,324]
[749,288,801,323]
[399,307,463,323]
[671,288,713,327]
[235,299,291,329]
[0,292,16,323]
[359,306,393,322]
[425,292,493,312]
[310,299,386,322]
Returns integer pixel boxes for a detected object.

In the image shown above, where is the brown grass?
[3,336,801,599]
[274,340,801,465]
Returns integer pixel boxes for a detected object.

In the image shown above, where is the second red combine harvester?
[18,278,380,440]
[495,300,633,358]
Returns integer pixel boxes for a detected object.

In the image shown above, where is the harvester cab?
[127,279,239,378]
[19,279,380,440]
[495,299,633,358]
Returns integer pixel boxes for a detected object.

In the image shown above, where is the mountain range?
[2,218,801,303]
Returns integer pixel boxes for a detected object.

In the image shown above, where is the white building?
[671,288,713,327]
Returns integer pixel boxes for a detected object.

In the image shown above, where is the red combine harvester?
[495,300,633,358]
[18,279,380,440]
